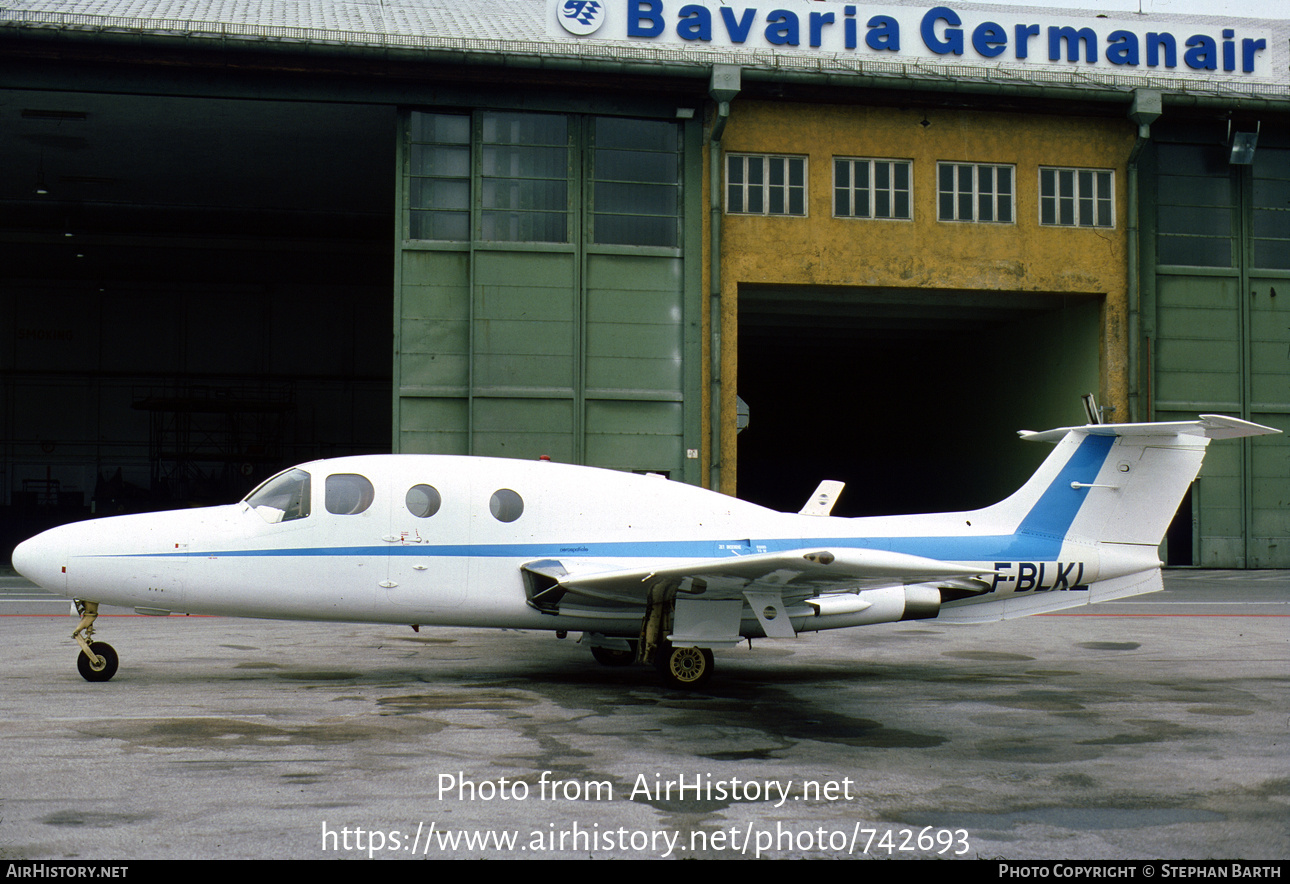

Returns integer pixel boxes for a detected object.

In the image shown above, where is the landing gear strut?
[638,582,717,689]
[72,600,118,682]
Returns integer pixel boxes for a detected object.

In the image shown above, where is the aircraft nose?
[11,529,66,594]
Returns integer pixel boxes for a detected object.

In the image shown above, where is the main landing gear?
[72,600,118,682]
[587,638,714,688]
[652,642,714,689]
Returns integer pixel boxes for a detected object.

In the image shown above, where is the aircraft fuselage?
[14,453,1145,636]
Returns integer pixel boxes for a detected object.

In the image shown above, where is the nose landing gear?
[72,600,118,682]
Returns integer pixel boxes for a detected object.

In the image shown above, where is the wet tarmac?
[0,569,1286,859]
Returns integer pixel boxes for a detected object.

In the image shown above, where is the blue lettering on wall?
[1243,38,1267,73]
[810,11,835,48]
[866,14,899,52]
[971,21,1007,58]
[765,9,800,46]
[1147,32,1177,68]
[677,4,711,40]
[1106,30,1138,66]
[721,7,756,43]
[628,0,665,37]
[921,6,963,55]
[1049,25,1097,63]
[603,2,1272,79]
[1014,23,1040,59]
[1185,33,1217,71]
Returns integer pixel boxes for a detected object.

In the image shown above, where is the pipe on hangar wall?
[708,64,740,494]
[1125,89,1163,425]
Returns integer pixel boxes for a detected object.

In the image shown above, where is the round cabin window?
[406,484,442,518]
[489,488,524,523]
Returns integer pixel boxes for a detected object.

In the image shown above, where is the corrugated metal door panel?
[399,397,467,455]
[1248,413,1290,567]
[585,400,683,473]
[1248,276,1290,566]
[399,250,470,390]
[1155,275,1242,411]
[585,253,684,395]
[471,397,575,463]
[1249,277,1289,411]
[1194,436,1248,567]
[472,251,576,392]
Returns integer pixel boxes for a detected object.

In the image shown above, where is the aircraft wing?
[523,547,992,613]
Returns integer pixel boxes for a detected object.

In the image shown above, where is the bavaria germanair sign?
[548,0,1288,86]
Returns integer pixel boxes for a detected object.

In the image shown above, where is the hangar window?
[245,469,311,524]
[409,112,471,241]
[489,488,524,523]
[481,112,570,243]
[938,163,1014,223]
[834,158,912,220]
[727,154,807,216]
[406,484,442,518]
[325,474,375,515]
[406,111,682,248]
[1040,168,1114,228]
[592,118,682,247]
[1252,148,1289,270]
[1156,143,1233,267]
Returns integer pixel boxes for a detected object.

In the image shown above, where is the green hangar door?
[1151,132,1290,568]
[394,110,702,483]
[737,286,1103,518]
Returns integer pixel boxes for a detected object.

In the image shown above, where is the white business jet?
[12,414,1278,688]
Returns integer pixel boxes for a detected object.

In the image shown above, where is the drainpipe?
[708,64,740,493]
[1126,89,1161,423]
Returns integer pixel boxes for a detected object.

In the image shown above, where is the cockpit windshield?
[244,468,312,524]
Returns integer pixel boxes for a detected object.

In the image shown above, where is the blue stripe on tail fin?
[1015,434,1115,542]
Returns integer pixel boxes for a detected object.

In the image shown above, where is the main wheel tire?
[77,641,119,682]
[657,645,713,689]
[590,642,637,667]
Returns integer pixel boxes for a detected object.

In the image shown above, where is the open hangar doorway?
[1,89,395,559]
[736,285,1103,518]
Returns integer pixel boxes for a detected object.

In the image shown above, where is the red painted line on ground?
[0,613,218,618]
[1041,612,1288,617]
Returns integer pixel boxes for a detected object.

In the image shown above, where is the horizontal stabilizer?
[1019,414,1280,444]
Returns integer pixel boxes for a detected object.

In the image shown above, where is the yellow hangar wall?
[708,100,1136,494]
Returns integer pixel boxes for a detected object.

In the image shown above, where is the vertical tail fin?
[973,415,1280,551]
[1010,415,1279,549]
[938,415,1278,623]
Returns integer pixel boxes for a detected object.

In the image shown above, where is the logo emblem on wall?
[559,0,605,36]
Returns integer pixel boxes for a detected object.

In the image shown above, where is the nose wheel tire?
[77,642,119,682]
[655,643,713,689]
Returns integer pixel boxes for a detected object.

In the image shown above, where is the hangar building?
[2,0,1288,567]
